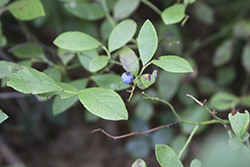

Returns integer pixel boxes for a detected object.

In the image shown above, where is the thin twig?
[186,94,206,106]
[178,125,199,159]
[91,121,181,140]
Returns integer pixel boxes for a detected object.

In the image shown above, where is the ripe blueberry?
[121,72,134,84]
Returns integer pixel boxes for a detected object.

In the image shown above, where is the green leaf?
[11,43,45,59]
[119,47,139,76]
[157,71,180,101]
[91,74,129,91]
[135,70,157,90]
[53,96,78,115]
[229,110,250,138]
[64,1,105,20]
[233,20,250,39]
[190,159,201,167]
[7,0,45,20]
[43,68,61,82]
[52,79,89,115]
[152,56,193,73]
[57,48,75,65]
[17,60,32,67]
[209,92,238,111]
[53,31,101,51]
[131,158,147,167]
[114,0,140,21]
[78,87,128,120]
[193,1,214,25]
[100,20,113,42]
[138,19,158,66]
[228,137,243,151]
[0,61,19,79]
[238,95,250,107]
[213,40,234,67]
[0,109,8,124]
[7,65,61,94]
[242,43,250,75]
[89,56,109,72]
[108,19,137,52]
[155,145,184,167]
[162,4,186,25]
[78,49,99,71]
[57,82,78,99]
[36,82,78,99]
[216,66,236,86]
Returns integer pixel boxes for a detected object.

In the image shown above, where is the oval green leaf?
[108,19,137,52]
[53,31,101,51]
[114,0,140,21]
[138,19,158,66]
[0,109,8,124]
[7,0,45,20]
[119,47,139,76]
[89,56,109,72]
[7,65,61,95]
[213,40,234,67]
[162,4,186,25]
[152,56,193,73]
[209,92,238,111]
[64,1,105,20]
[11,43,45,58]
[155,145,184,167]
[78,87,128,120]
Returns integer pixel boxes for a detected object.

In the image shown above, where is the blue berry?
[121,72,134,84]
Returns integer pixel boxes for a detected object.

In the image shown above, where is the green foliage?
[78,87,128,120]
[7,0,45,20]
[152,56,193,73]
[64,1,105,20]
[1,0,250,166]
[161,4,186,25]
[108,19,137,52]
[138,19,158,66]
[114,0,140,21]
[119,48,140,76]
[11,43,45,59]
[54,31,102,51]
[155,145,184,167]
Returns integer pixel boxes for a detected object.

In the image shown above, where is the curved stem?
[141,0,162,16]
[178,125,199,159]
[142,92,182,121]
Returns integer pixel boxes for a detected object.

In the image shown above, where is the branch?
[91,121,181,140]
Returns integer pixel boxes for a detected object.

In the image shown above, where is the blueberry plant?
[0,0,250,166]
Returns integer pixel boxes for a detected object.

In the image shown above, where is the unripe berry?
[121,72,134,84]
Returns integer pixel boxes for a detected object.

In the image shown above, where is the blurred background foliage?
[0,0,250,166]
